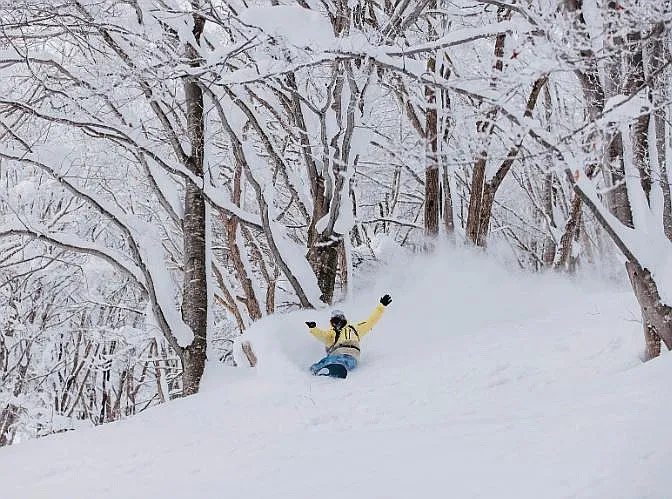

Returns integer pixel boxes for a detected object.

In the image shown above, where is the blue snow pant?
[310,354,358,375]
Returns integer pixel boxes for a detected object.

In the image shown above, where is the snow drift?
[1,248,670,499]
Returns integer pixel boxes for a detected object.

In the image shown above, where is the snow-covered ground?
[2,248,670,499]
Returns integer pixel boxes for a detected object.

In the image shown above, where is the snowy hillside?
[1,250,670,499]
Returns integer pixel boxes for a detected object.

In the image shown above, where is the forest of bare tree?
[0,0,670,446]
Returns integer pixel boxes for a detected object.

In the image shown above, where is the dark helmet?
[330,309,347,329]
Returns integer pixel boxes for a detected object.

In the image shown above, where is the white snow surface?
[599,94,649,124]
[239,6,333,49]
[2,248,670,499]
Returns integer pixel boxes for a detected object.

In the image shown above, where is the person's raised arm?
[306,321,332,343]
[355,294,391,337]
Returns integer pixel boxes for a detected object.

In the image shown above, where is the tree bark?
[0,404,18,447]
[466,153,488,245]
[180,1,207,396]
[442,164,455,236]
[424,42,440,238]
[307,235,341,304]
[425,167,440,237]
[241,341,257,367]
[626,262,672,356]
[554,193,582,271]
[542,172,557,266]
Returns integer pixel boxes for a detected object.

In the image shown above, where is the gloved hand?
[380,294,392,306]
[305,321,316,328]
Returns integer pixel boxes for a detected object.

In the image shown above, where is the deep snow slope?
[1,248,671,499]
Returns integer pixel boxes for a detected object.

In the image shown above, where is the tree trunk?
[425,167,440,237]
[180,2,207,396]
[542,172,557,266]
[554,194,582,270]
[476,184,497,247]
[307,236,341,304]
[646,29,672,241]
[541,84,557,266]
[0,404,18,447]
[442,164,455,236]
[307,58,361,304]
[655,109,672,241]
[241,341,257,367]
[621,29,668,359]
[573,173,672,358]
[466,154,487,245]
[626,262,672,358]
[424,52,440,238]
[643,323,662,361]
[223,164,262,321]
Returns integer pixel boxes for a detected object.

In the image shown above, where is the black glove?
[305,321,316,328]
[380,294,392,306]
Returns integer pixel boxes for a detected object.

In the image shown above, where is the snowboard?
[316,363,348,379]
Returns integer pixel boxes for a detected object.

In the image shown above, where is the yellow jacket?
[308,304,385,360]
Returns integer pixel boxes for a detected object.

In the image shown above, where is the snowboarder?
[305,294,392,377]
